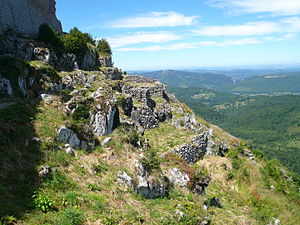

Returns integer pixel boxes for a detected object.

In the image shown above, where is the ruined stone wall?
[0,0,62,36]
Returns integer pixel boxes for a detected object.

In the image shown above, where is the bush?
[56,208,84,225]
[38,23,64,51]
[71,104,90,124]
[97,39,112,57]
[141,148,161,171]
[63,27,95,56]
[32,192,55,213]
[0,216,17,225]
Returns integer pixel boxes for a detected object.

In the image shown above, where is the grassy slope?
[0,66,300,224]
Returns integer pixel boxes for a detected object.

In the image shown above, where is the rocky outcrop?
[166,168,190,187]
[175,134,208,164]
[134,160,170,199]
[90,104,119,136]
[123,76,169,102]
[131,106,159,129]
[116,160,170,199]
[0,58,63,98]
[104,67,123,80]
[34,47,77,71]
[172,114,204,133]
[99,56,113,67]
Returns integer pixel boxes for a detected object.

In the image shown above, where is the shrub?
[38,23,64,51]
[32,192,55,213]
[63,27,95,56]
[71,104,90,124]
[97,39,112,57]
[141,148,161,171]
[0,216,17,225]
[126,129,140,146]
[56,208,84,225]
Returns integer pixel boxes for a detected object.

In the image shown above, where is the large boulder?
[166,168,190,187]
[57,126,80,148]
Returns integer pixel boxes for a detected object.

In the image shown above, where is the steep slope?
[1,54,300,225]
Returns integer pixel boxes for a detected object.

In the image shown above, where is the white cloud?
[107,32,181,48]
[108,11,197,28]
[114,33,297,52]
[114,37,264,52]
[209,0,300,16]
[193,21,280,36]
[282,16,300,31]
[193,17,300,37]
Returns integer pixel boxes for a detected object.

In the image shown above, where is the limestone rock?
[167,168,190,187]
[131,107,159,129]
[90,105,119,136]
[105,67,123,80]
[134,160,170,199]
[38,165,54,179]
[117,171,134,189]
[0,75,13,96]
[122,97,133,117]
[99,56,113,67]
[101,137,112,147]
[57,126,80,148]
[175,134,208,164]
[40,93,53,103]
[66,146,75,156]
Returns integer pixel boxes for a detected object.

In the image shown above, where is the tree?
[97,39,112,57]
[63,27,95,56]
[38,23,64,51]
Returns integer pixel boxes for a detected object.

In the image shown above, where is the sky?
[56,0,300,70]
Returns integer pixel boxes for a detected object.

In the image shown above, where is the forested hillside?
[168,87,300,175]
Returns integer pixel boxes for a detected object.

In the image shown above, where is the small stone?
[38,165,53,179]
[32,137,41,142]
[101,137,112,147]
[270,185,275,191]
[175,209,185,218]
[40,94,53,103]
[66,146,75,156]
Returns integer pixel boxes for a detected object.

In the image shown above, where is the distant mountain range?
[132,69,300,94]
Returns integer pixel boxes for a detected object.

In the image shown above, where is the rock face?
[0,0,62,36]
[167,168,190,187]
[175,134,208,164]
[90,105,119,136]
[0,75,13,96]
[99,56,113,67]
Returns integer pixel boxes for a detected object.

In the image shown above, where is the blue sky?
[56,0,300,70]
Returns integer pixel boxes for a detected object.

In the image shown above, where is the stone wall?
[0,0,62,36]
